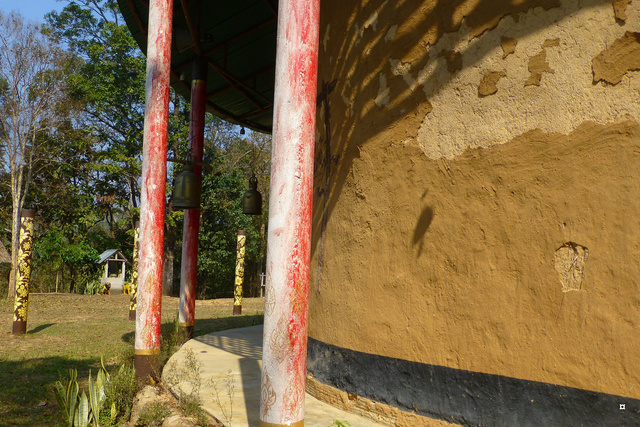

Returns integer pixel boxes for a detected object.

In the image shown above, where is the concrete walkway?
[163,325,383,427]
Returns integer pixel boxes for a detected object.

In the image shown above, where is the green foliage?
[75,391,90,427]
[32,227,102,293]
[0,10,75,297]
[47,0,145,218]
[83,278,103,295]
[101,363,139,424]
[54,365,108,427]
[54,369,80,427]
[24,0,274,301]
[135,401,170,427]
[88,365,109,425]
[196,125,271,299]
[164,347,212,425]
[159,311,182,365]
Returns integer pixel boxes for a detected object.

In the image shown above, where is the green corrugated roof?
[117,0,277,133]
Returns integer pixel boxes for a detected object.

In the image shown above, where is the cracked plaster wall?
[413,1,640,159]
[308,0,640,417]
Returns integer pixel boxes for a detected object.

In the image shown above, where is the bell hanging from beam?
[243,174,262,215]
[173,163,201,210]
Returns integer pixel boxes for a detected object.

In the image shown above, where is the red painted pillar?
[259,0,320,424]
[179,58,207,340]
[135,0,174,382]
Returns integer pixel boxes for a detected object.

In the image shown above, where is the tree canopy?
[0,1,271,299]
[0,10,73,297]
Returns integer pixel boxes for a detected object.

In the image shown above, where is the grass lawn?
[0,293,264,426]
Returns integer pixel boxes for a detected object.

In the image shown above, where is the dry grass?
[0,293,263,426]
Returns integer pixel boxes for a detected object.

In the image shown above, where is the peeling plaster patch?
[385,25,398,42]
[353,23,361,46]
[342,94,354,117]
[416,1,640,160]
[554,243,589,292]
[323,24,330,52]
[374,73,390,107]
[501,37,518,58]
[466,0,561,38]
[355,1,387,45]
[525,49,555,86]
[362,8,380,32]
[389,56,436,99]
[440,50,463,73]
[389,58,418,90]
[614,0,632,21]
[592,31,640,84]
[478,70,506,96]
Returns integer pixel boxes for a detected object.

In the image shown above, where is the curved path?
[164,325,384,426]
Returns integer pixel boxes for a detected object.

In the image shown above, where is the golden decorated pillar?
[12,209,35,335]
[233,230,246,315]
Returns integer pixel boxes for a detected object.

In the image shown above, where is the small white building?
[97,249,128,292]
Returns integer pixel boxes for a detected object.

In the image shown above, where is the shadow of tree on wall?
[413,206,435,256]
[311,0,612,260]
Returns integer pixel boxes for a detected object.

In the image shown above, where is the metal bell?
[173,164,201,209]
[243,174,262,215]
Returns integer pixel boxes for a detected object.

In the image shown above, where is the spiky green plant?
[54,362,109,427]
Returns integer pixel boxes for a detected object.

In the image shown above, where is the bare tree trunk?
[69,265,76,293]
[129,177,138,209]
[0,13,67,298]
[7,269,15,299]
[7,196,21,298]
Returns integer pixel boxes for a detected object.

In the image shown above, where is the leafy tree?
[196,121,271,298]
[47,1,192,296]
[47,0,146,227]
[26,120,110,293]
[0,11,72,297]
[39,0,273,299]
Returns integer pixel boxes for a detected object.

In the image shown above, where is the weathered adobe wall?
[308,0,640,424]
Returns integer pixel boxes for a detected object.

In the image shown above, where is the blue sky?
[0,0,65,23]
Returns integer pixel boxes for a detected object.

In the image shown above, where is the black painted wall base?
[307,338,640,426]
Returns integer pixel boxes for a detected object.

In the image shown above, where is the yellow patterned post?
[129,221,140,321]
[12,209,35,335]
[233,230,246,315]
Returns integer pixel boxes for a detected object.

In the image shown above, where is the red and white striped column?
[179,57,207,340]
[135,0,174,381]
[259,0,321,424]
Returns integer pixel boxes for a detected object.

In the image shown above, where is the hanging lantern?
[243,174,262,215]
[173,163,201,209]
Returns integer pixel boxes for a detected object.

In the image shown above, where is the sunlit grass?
[0,293,264,426]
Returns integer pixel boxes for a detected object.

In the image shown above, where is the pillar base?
[233,305,242,315]
[12,320,26,335]
[134,351,160,383]
[178,323,194,342]
[259,421,304,427]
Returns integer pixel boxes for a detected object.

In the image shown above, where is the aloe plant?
[54,365,109,427]
[74,391,89,427]
[54,369,79,427]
